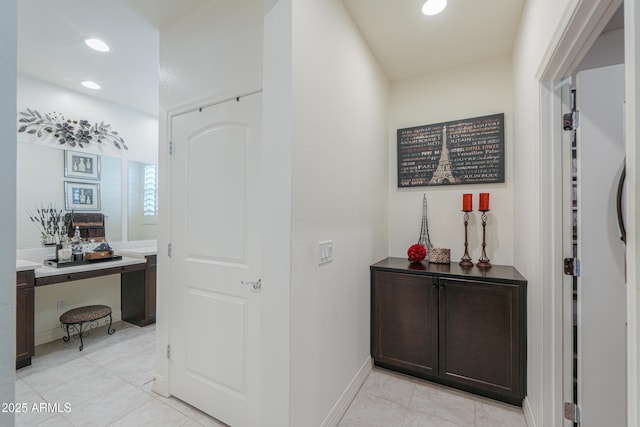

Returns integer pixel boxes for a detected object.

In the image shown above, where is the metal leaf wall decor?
[18,109,128,150]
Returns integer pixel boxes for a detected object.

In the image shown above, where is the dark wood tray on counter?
[44,255,122,268]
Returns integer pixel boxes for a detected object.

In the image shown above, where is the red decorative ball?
[407,244,427,263]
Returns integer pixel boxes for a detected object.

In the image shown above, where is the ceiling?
[343,0,526,81]
[21,0,623,117]
[17,0,205,116]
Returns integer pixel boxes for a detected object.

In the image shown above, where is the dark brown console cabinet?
[121,255,157,326]
[371,257,526,406]
[16,270,35,369]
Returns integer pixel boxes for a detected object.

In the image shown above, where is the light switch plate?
[318,240,333,265]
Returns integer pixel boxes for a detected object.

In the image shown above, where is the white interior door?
[169,92,262,427]
[576,64,626,426]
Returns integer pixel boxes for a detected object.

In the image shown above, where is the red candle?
[479,193,490,211]
[462,194,472,211]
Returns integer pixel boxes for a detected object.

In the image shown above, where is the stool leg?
[63,324,71,343]
[78,323,84,352]
[107,313,115,335]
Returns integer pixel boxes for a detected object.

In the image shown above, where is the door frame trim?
[536,0,635,426]
[153,88,261,399]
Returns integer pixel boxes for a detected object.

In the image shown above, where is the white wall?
[0,0,17,425]
[511,0,573,425]
[388,55,514,265]
[159,0,262,109]
[289,1,389,425]
[262,0,293,424]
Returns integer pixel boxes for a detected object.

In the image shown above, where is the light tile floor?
[14,322,227,427]
[339,368,528,427]
[15,323,527,427]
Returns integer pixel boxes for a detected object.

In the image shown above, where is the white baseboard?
[321,356,373,427]
[523,396,536,427]
[35,310,122,346]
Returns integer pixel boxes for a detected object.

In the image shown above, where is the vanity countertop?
[116,246,157,258]
[34,256,146,278]
[16,259,42,272]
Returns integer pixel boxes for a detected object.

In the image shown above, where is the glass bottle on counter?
[57,239,72,262]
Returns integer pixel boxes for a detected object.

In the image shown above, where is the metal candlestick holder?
[459,211,473,268]
[476,210,492,269]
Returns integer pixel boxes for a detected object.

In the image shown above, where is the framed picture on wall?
[64,181,101,210]
[65,150,100,180]
[397,113,505,187]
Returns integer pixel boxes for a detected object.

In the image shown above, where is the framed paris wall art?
[397,113,505,188]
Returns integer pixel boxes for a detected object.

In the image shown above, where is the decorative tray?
[44,255,123,268]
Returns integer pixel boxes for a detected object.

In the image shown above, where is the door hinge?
[166,344,171,359]
[168,243,172,257]
[564,402,580,423]
[564,258,581,277]
[563,111,579,130]
[169,141,173,156]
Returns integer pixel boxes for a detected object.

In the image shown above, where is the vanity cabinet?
[121,255,157,326]
[371,258,526,406]
[16,270,35,369]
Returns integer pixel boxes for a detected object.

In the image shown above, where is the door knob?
[241,279,262,291]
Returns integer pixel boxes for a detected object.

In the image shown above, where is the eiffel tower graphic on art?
[417,194,433,259]
[429,125,457,185]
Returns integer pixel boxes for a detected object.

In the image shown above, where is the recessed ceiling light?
[84,38,110,52]
[81,81,101,90]
[422,0,447,16]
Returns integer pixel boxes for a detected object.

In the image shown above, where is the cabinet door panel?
[373,271,438,376]
[439,278,522,400]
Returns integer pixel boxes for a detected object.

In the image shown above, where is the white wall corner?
[320,357,372,427]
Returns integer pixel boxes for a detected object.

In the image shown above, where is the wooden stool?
[59,305,115,351]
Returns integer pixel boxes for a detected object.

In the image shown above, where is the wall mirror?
[16,145,162,249]
[16,142,127,249]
